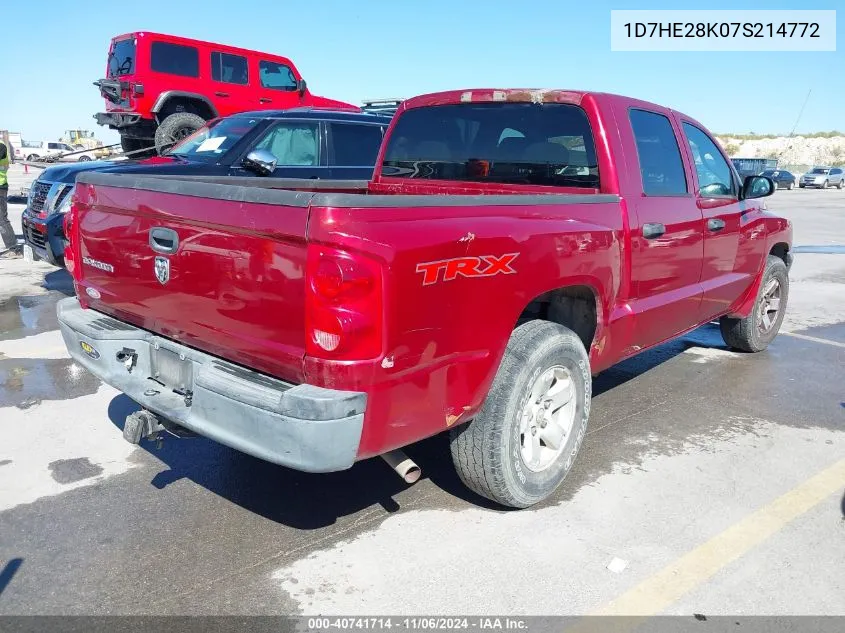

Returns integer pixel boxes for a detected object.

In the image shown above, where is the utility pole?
[789,89,812,137]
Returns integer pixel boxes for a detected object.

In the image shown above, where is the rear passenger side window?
[211,52,248,85]
[682,123,736,197]
[629,109,687,195]
[331,124,384,166]
[150,42,199,78]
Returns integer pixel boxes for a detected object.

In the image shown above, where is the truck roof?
[398,88,706,136]
[402,88,680,115]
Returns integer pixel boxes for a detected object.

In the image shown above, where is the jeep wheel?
[720,255,789,353]
[449,320,591,508]
[154,112,205,155]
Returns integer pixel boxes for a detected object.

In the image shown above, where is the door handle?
[149,227,179,254]
[259,97,272,104]
[707,218,726,232]
[642,223,666,240]
[214,91,229,97]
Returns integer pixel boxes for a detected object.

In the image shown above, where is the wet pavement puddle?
[0,357,100,409]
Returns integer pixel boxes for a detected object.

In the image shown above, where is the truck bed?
[69,171,623,454]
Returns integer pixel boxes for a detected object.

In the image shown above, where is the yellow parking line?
[590,458,845,618]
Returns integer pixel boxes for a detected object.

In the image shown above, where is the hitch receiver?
[123,410,165,444]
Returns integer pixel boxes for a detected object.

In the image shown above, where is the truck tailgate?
[72,173,314,383]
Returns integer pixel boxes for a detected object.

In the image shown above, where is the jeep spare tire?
[154,112,205,155]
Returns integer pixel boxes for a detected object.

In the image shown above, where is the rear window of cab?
[381,103,599,189]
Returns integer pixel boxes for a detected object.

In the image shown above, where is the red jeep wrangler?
[94,32,358,156]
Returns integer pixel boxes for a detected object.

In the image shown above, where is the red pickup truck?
[58,88,791,508]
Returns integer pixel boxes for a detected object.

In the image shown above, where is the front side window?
[331,123,384,166]
[811,168,830,174]
[683,123,736,197]
[253,122,318,166]
[48,143,61,150]
[259,61,297,91]
[150,42,199,78]
[381,102,599,188]
[629,109,687,195]
[211,52,248,85]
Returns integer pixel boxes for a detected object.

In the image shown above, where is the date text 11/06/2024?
[307,618,529,630]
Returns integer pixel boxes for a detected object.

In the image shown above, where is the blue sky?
[1,0,841,144]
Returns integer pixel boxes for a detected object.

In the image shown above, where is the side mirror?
[297,78,307,97]
[741,175,774,200]
[242,149,277,176]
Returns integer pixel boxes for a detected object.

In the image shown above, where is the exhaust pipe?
[381,449,421,484]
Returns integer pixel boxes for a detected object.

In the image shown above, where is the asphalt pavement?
[1,164,843,616]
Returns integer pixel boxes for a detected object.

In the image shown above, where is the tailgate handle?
[149,227,179,254]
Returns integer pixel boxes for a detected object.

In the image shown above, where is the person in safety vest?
[0,138,21,258]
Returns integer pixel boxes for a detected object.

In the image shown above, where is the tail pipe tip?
[381,449,421,484]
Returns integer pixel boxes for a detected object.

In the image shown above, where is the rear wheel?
[77,155,91,162]
[720,255,789,353]
[26,154,38,162]
[449,320,591,508]
[154,112,205,155]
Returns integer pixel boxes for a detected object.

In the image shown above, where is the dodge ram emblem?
[154,256,170,285]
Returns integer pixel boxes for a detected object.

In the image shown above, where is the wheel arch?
[516,284,602,357]
[152,92,218,121]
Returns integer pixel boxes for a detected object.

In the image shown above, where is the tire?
[26,154,38,162]
[799,183,805,188]
[837,180,843,190]
[787,181,793,190]
[449,320,591,508]
[720,255,789,353]
[823,180,829,189]
[154,112,205,154]
[77,155,91,162]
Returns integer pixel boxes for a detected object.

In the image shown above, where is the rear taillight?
[305,245,383,360]
[62,203,75,273]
